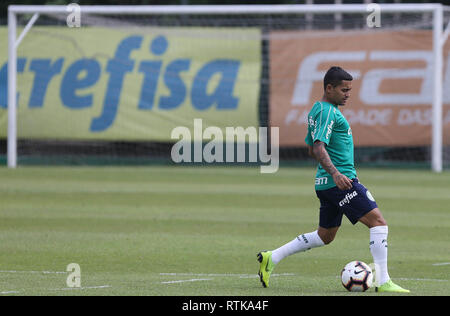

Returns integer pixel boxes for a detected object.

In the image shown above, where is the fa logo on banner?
[366,3,381,28]
[66,3,81,28]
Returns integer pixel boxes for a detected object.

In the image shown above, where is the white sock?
[369,225,390,285]
[271,230,325,265]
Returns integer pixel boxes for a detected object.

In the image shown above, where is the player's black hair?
[323,66,353,90]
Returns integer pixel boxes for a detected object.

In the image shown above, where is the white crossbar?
[8,4,442,15]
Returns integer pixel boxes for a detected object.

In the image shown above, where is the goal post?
[5,4,449,171]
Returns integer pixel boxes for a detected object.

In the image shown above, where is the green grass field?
[0,166,449,296]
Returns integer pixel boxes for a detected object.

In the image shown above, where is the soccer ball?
[341,261,373,292]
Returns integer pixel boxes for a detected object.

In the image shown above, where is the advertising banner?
[270,30,450,146]
[0,27,261,140]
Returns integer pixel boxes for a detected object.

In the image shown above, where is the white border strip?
[9,4,441,15]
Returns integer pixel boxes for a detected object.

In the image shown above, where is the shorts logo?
[339,191,358,207]
[366,190,375,202]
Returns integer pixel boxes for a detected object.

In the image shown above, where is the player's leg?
[358,208,409,292]
[263,190,341,266]
[271,227,331,264]
[358,208,391,285]
[358,207,386,228]
[257,228,327,288]
[339,180,390,286]
[358,209,409,292]
[317,226,339,245]
[257,189,341,288]
[348,181,409,293]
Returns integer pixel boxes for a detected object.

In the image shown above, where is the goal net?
[2,4,450,169]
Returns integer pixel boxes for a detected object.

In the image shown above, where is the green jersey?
[305,101,357,190]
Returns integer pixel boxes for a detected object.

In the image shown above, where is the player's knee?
[322,235,335,245]
[318,227,339,245]
[372,215,387,227]
[368,220,387,228]
[318,232,335,245]
[360,209,387,228]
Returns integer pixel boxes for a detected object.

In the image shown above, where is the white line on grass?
[0,270,66,274]
[159,273,296,285]
[161,278,212,284]
[238,273,295,279]
[160,272,295,278]
[432,262,450,266]
[48,285,112,291]
[335,275,448,283]
[397,278,448,282]
[0,285,111,295]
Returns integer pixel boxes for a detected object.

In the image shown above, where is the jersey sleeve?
[305,129,314,146]
[305,126,313,146]
[309,105,336,146]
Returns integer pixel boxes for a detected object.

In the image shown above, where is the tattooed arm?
[311,141,353,190]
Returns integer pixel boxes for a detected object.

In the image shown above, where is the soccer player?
[257,66,409,293]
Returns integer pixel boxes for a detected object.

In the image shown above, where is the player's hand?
[332,172,353,190]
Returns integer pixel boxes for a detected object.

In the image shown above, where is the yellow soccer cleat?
[375,279,410,293]
[257,251,275,288]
